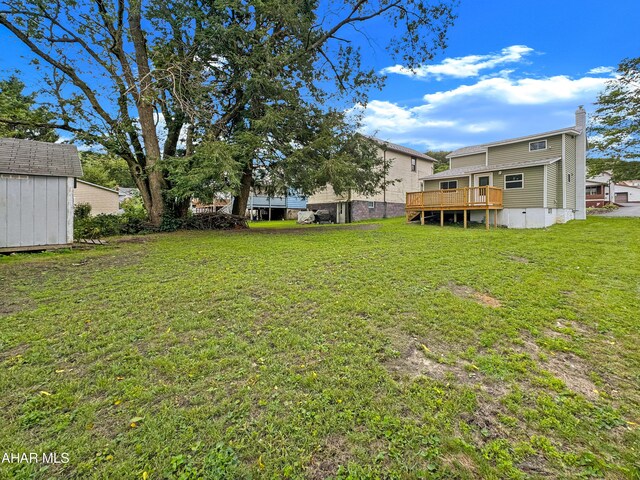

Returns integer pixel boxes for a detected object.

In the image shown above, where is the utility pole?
[382,143,388,219]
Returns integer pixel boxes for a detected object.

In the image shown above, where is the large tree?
[589,57,640,180]
[0,0,457,225]
[0,76,59,142]
[591,57,640,159]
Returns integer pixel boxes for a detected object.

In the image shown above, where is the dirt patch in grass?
[307,434,354,480]
[441,452,480,477]
[0,343,29,363]
[388,343,507,397]
[503,254,530,263]
[447,282,502,308]
[517,455,554,477]
[516,333,599,400]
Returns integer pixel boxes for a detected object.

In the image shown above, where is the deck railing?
[406,186,503,210]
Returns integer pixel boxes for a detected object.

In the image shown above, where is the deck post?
[463,209,467,229]
[486,208,489,230]
[440,209,444,227]
[420,210,425,225]
[494,209,498,228]
[454,212,458,223]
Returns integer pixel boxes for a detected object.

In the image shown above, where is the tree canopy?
[425,150,451,173]
[80,152,137,188]
[0,76,59,142]
[0,0,458,224]
[590,57,640,159]
[588,57,640,181]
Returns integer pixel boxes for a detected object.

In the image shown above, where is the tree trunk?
[232,163,252,216]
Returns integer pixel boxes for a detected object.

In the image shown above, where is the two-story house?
[307,137,436,223]
[406,107,587,229]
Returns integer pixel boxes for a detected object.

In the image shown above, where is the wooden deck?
[406,186,503,229]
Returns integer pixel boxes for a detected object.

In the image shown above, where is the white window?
[411,157,417,172]
[529,140,547,151]
[439,180,458,189]
[367,201,375,209]
[505,173,524,189]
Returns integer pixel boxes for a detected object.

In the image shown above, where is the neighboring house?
[613,181,640,203]
[307,137,435,223]
[248,189,307,220]
[0,138,82,252]
[409,107,587,229]
[74,180,119,215]
[585,171,615,207]
[118,187,139,205]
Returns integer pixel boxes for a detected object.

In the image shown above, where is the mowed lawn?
[1,217,639,479]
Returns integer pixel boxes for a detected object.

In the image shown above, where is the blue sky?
[352,0,640,152]
[1,0,639,154]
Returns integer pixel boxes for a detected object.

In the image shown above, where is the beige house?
[407,106,587,229]
[74,180,119,215]
[307,137,435,222]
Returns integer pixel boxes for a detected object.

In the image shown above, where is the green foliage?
[586,157,640,182]
[590,57,640,160]
[0,76,59,142]
[80,152,136,188]
[426,150,452,173]
[73,200,148,240]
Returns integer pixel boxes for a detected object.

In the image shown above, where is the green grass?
[1,217,639,479]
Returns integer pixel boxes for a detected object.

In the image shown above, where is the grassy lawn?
[1,217,639,479]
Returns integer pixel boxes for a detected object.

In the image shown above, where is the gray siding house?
[0,138,83,252]
[408,107,587,229]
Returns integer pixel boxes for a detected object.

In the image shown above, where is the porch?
[406,186,503,229]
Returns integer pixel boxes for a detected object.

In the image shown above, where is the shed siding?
[0,175,68,248]
[450,153,485,169]
[500,166,544,208]
[422,176,470,191]
[487,135,562,166]
[565,134,577,209]
[74,181,119,215]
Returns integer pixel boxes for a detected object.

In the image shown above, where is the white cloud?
[422,75,608,106]
[588,66,614,75]
[381,45,533,79]
[357,100,457,133]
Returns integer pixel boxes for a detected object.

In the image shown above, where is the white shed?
[0,138,83,252]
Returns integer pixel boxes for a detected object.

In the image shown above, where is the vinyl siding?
[556,161,563,207]
[500,166,545,208]
[308,147,433,204]
[74,181,119,215]
[422,176,470,191]
[546,163,558,208]
[487,135,562,166]
[565,134,577,209]
[450,153,485,169]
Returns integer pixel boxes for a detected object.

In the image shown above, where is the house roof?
[447,126,582,159]
[0,138,83,177]
[77,179,118,193]
[421,157,561,180]
[365,136,436,162]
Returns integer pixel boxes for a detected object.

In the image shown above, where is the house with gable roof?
[406,107,587,229]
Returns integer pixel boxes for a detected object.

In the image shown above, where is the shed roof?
[421,157,561,180]
[0,138,83,177]
[365,136,436,162]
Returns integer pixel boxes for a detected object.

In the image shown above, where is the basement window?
[440,180,458,190]
[368,201,375,209]
[505,173,524,189]
[529,140,547,151]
